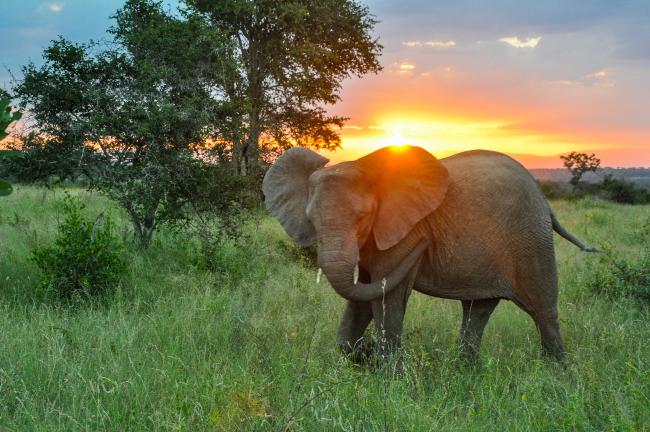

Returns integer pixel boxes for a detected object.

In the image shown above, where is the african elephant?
[262,145,596,362]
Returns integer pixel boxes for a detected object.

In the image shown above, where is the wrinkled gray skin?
[263,146,596,362]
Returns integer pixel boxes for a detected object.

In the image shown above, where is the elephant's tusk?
[353,264,359,285]
[316,268,322,284]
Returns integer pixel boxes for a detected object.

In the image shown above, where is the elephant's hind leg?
[458,298,500,361]
[533,308,564,361]
[511,294,565,361]
[513,249,565,361]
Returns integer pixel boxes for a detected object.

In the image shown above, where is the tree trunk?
[241,35,262,177]
[126,204,157,249]
[244,103,260,175]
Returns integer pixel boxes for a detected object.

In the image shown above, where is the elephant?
[262,145,596,362]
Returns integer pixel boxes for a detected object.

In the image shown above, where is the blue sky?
[0,1,178,87]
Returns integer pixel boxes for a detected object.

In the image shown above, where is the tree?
[185,0,383,174]
[15,2,247,247]
[560,151,601,190]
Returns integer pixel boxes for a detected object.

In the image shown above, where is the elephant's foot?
[457,339,481,363]
[338,337,406,375]
[539,324,565,362]
[533,308,565,362]
[338,337,376,365]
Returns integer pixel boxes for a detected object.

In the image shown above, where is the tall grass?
[0,186,648,431]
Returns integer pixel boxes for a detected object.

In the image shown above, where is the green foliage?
[0,179,13,196]
[31,194,126,301]
[188,168,262,274]
[560,151,601,189]
[0,94,22,141]
[600,173,650,204]
[0,95,22,196]
[99,151,260,248]
[586,219,650,304]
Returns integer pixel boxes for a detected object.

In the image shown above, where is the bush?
[31,194,127,301]
[600,174,650,204]
[586,220,650,305]
[537,180,573,200]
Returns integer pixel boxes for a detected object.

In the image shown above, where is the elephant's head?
[262,145,449,302]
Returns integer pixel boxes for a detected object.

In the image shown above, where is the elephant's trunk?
[318,231,427,302]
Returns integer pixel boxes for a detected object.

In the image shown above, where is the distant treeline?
[537,174,650,204]
[531,168,650,188]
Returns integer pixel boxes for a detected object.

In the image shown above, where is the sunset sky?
[2,0,649,167]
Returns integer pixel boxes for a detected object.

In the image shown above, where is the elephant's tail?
[550,210,599,253]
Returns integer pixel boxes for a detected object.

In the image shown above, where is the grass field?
[1,185,649,431]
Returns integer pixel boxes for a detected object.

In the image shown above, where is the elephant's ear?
[262,148,329,246]
[358,146,449,251]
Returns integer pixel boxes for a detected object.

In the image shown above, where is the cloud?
[499,36,542,48]
[37,2,64,13]
[550,79,580,86]
[549,70,615,88]
[582,70,616,87]
[398,62,416,74]
[586,69,608,79]
[403,40,456,48]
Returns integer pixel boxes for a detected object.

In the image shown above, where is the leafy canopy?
[186,0,383,172]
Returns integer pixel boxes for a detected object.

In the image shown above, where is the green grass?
[1,185,649,431]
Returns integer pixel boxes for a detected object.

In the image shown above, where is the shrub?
[600,174,650,204]
[586,220,650,305]
[537,180,573,200]
[31,194,127,301]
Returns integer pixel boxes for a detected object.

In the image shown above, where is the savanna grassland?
[0,186,649,431]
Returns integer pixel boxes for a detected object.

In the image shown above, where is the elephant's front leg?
[336,300,374,364]
[370,278,413,361]
[458,298,500,361]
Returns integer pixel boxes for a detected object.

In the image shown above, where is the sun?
[387,132,411,149]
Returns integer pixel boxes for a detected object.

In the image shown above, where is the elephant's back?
[415,149,555,300]
[441,150,536,187]
[440,150,545,209]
